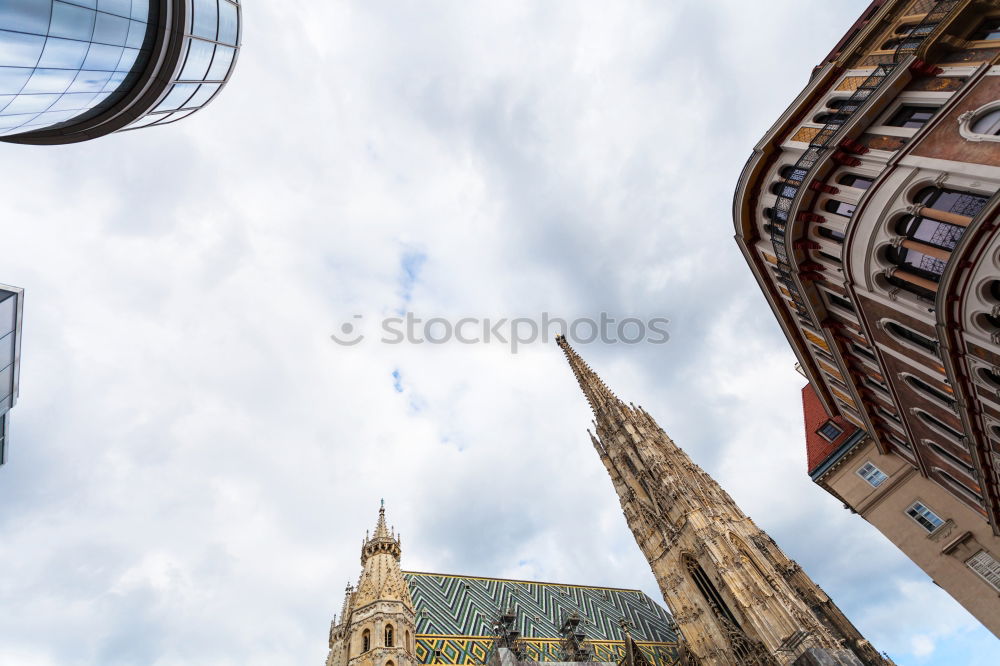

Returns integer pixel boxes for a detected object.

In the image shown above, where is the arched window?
[885,431,911,450]
[838,173,873,189]
[925,440,976,477]
[818,249,842,265]
[363,629,371,653]
[814,112,845,125]
[970,108,1000,136]
[934,468,984,505]
[770,181,798,197]
[894,218,962,265]
[978,367,1000,388]
[916,409,964,442]
[915,186,989,219]
[991,424,1000,439]
[683,555,740,627]
[877,405,901,423]
[970,17,1000,41]
[851,343,877,362]
[885,244,945,282]
[818,226,845,243]
[823,199,856,217]
[826,292,856,313]
[779,165,807,182]
[885,321,938,356]
[763,207,788,223]
[385,625,394,648]
[827,98,859,112]
[903,374,956,408]
[406,631,411,652]
[881,37,921,51]
[387,661,395,666]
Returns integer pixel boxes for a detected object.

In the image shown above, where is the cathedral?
[326,340,893,666]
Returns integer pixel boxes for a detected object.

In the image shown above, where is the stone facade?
[556,336,889,666]
[327,504,417,666]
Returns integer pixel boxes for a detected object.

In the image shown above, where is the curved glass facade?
[124,0,240,130]
[0,0,156,137]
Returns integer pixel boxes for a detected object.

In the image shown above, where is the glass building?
[0,0,240,144]
[0,285,23,466]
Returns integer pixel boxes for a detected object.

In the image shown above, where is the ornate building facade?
[732,0,1000,633]
[556,336,888,666]
[326,505,682,666]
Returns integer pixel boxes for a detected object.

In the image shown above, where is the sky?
[1,1,997,665]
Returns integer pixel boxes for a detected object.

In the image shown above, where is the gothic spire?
[555,335,622,413]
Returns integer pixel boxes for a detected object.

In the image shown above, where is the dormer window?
[817,420,843,442]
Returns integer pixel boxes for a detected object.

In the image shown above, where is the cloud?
[0,1,996,666]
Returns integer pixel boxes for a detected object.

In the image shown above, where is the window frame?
[857,461,889,487]
[958,101,1000,143]
[905,500,945,532]
[966,550,1000,591]
[817,420,843,442]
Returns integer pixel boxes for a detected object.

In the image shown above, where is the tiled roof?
[403,571,678,665]
[802,383,858,474]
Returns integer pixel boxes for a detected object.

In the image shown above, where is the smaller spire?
[362,501,401,564]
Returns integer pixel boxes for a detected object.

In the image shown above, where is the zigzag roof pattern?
[403,571,677,644]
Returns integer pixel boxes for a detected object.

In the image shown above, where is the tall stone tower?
[555,336,889,666]
[327,503,417,666]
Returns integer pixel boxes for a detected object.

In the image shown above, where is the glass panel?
[82,43,124,70]
[130,1,149,22]
[183,82,219,109]
[180,40,214,81]
[98,0,132,19]
[0,365,11,402]
[101,70,127,92]
[93,11,130,46]
[49,2,97,42]
[115,47,139,71]
[0,294,14,337]
[21,68,77,94]
[154,82,198,111]
[218,1,238,45]
[47,91,98,111]
[125,18,147,48]
[66,69,113,92]
[0,30,46,67]
[0,112,38,131]
[0,95,13,112]
[0,0,52,34]
[38,37,91,69]
[1,93,60,114]
[127,111,163,127]
[192,0,219,41]
[0,67,32,95]
[205,45,234,80]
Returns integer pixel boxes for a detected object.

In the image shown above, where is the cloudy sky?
[1,1,997,665]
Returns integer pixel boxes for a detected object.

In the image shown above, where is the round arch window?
[978,367,1000,389]
[958,103,1000,142]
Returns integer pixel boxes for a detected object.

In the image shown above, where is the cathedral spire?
[555,343,890,666]
[555,335,621,413]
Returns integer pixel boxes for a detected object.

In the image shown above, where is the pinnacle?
[555,335,622,414]
[373,502,391,539]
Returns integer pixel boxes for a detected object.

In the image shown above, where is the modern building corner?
[0,285,24,466]
[0,0,242,144]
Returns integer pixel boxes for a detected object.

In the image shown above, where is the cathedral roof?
[403,571,678,666]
